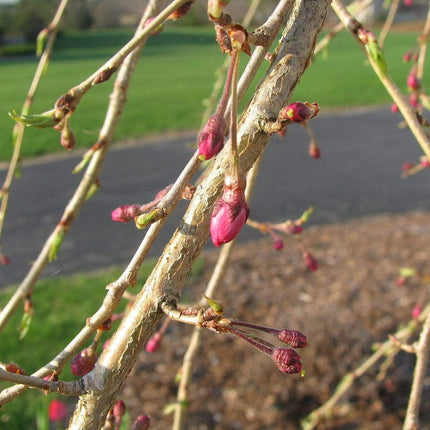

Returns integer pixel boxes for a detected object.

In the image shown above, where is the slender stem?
[403,303,430,430]
[416,3,430,80]
[0,0,69,248]
[331,0,430,161]
[229,49,241,167]
[379,0,400,48]
[302,306,429,430]
[173,156,264,430]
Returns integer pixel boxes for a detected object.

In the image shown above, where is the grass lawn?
[0,258,202,429]
[0,26,426,161]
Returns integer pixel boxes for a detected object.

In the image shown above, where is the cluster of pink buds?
[210,171,249,247]
[225,320,307,374]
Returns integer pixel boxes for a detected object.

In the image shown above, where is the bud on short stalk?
[407,72,420,91]
[278,102,318,124]
[303,251,318,271]
[70,347,98,376]
[210,172,250,247]
[113,400,126,430]
[111,204,141,223]
[133,415,151,430]
[198,114,226,160]
[271,348,302,374]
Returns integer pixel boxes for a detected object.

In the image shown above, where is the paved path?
[1,108,429,287]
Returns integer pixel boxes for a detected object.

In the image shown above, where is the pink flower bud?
[113,400,126,428]
[145,332,163,353]
[402,162,414,172]
[303,251,318,271]
[271,348,302,374]
[279,102,313,123]
[390,103,399,113]
[404,0,412,6]
[70,347,97,376]
[0,253,10,265]
[285,224,303,235]
[403,50,413,62]
[421,158,430,168]
[308,142,321,159]
[198,115,226,160]
[278,330,307,348]
[133,415,151,430]
[273,238,284,250]
[409,92,419,107]
[407,73,420,91]
[412,303,422,319]
[49,399,68,422]
[395,276,406,287]
[111,204,141,223]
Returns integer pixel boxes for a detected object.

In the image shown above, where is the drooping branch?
[0,0,69,253]
[67,1,330,428]
[331,0,430,161]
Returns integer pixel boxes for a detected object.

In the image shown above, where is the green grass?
[0,257,203,429]
[0,27,426,161]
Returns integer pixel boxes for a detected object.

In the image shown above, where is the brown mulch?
[122,211,430,430]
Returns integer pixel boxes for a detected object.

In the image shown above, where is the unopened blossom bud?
[403,50,413,62]
[133,415,151,430]
[60,124,75,150]
[285,224,303,235]
[409,92,419,107]
[390,103,399,113]
[168,1,193,20]
[208,0,230,19]
[36,28,49,56]
[303,251,318,271]
[278,329,307,348]
[308,142,321,159]
[395,276,406,287]
[273,238,284,250]
[271,347,302,374]
[407,72,420,91]
[404,0,412,6]
[113,400,126,428]
[402,162,414,172]
[279,102,313,123]
[198,115,226,160]
[111,204,141,223]
[421,158,430,168]
[5,362,25,375]
[145,332,163,353]
[70,347,97,376]
[210,173,250,247]
[49,399,68,422]
[412,303,422,319]
[0,253,10,265]
[144,17,164,35]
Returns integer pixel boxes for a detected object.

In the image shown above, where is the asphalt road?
[1,107,429,287]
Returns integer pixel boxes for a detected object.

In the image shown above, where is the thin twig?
[302,305,429,430]
[331,0,430,161]
[403,303,430,430]
[416,3,430,80]
[379,0,401,48]
[0,0,69,250]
